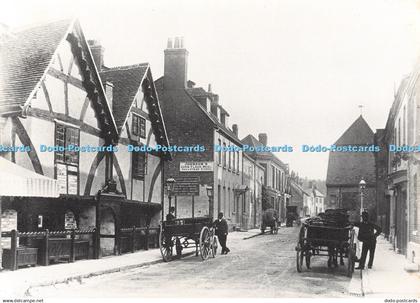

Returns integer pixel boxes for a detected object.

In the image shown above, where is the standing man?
[214,212,230,254]
[354,211,382,269]
[166,206,176,221]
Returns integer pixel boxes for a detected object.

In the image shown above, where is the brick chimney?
[232,124,238,136]
[164,37,188,90]
[258,133,267,146]
[88,40,104,71]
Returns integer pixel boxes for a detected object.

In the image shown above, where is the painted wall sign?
[179,161,213,172]
[173,176,200,196]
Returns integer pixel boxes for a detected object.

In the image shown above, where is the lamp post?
[359,179,366,216]
[166,178,176,210]
[206,185,213,218]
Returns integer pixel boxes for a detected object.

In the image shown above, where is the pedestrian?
[166,206,176,221]
[214,212,230,254]
[353,211,382,269]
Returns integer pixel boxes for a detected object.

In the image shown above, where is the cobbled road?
[30,226,354,298]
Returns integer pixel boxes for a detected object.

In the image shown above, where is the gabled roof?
[327,116,376,186]
[0,19,119,142]
[313,189,325,197]
[155,77,242,146]
[100,63,149,132]
[290,181,310,196]
[0,19,72,114]
[334,115,374,145]
[241,134,288,170]
[101,64,170,155]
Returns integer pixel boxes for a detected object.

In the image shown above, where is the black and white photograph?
[0,0,420,301]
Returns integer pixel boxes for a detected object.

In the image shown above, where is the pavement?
[348,235,420,298]
[0,229,261,298]
[2,228,419,298]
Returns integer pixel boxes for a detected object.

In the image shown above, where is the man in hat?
[354,211,382,269]
[166,206,176,221]
[214,212,230,254]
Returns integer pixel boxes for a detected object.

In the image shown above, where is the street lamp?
[359,178,366,216]
[166,178,176,209]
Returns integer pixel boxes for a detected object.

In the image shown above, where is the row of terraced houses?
[0,19,301,270]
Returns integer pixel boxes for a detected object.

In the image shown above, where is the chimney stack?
[88,40,104,71]
[208,84,212,93]
[258,133,267,146]
[232,124,238,136]
[164,36,188,90]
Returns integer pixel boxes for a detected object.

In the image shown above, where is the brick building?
[326,115,377,221]
[155,37,246,229]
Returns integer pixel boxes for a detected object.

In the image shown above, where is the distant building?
[289,181,309,217]
[326,115,377,221]
[242,134,290,221]
[242,153,265,229]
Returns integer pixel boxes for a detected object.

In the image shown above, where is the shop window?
[132,114,146,138]
[55,123,79,195]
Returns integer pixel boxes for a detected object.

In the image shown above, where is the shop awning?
[0,157,59,197]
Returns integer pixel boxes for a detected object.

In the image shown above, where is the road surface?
[30,226,354,298]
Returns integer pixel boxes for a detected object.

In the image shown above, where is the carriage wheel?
[199,226,212,260]
[347,230,355,277]
[159,228,173,262]
[296,246,304,272]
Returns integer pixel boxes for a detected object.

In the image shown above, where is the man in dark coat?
[354,211,382,269]
[166,206,176,221]
[214,212,230,254]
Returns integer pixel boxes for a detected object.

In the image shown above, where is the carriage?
[261,208,279,234]
[159,217,218,262]
[295,219,356,277]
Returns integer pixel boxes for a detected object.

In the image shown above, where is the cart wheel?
[159,228,173,262]
[199,226,211,260]
[296,246,304,272]
[347,230,355,277]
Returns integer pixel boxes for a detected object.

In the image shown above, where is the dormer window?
[132,114,146,138]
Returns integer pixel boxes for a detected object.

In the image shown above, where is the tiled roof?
[241,134,288,170]
[327,116,376,186]
[156,77,243,146]
[334,115,374,145]
[100,63,149,133]
[186,87,207,96]
[0,19,72,114]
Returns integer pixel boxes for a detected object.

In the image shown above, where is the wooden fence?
[1,228,97,270]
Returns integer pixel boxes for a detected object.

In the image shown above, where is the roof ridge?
[101,63,149,72]
[12,18,74,34]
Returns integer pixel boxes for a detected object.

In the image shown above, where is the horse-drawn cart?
[295,220,356,277]
[159,217,218,262]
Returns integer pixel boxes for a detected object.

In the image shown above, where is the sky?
[2,0,420,180]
